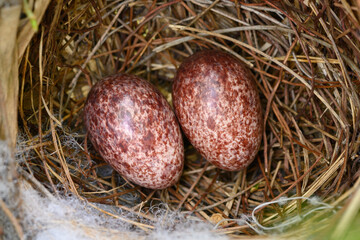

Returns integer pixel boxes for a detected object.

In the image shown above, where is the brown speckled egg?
[172,50,262,171]
[83,73,184,189]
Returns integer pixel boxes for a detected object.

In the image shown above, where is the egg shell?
[172,50,262,171]
[83,73,184,189]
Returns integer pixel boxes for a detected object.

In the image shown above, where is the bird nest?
[13,0,360,239]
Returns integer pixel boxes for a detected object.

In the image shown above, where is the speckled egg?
[83,73,184,189]
[172,50,262,171]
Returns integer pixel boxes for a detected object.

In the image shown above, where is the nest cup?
[6,0,360,239]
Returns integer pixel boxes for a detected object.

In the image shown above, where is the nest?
[13,0,360,239]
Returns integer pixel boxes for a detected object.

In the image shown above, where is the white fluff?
[20,186,227,240]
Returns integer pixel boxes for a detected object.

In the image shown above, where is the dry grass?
[16,0,360,239]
